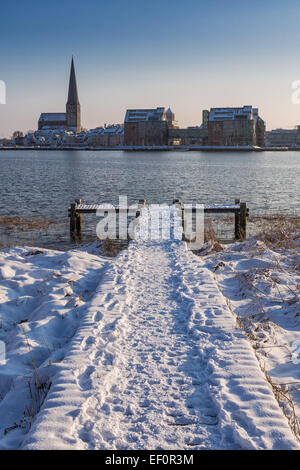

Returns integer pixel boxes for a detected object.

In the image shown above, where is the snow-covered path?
[22,240,299,450]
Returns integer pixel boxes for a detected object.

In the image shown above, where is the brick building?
[266,127,300,147]
[208,106,265,146]
[168,127,208,146]
[124,108,171,146]
[87,125,124,147]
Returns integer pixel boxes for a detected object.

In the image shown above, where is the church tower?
[66,57,81,133]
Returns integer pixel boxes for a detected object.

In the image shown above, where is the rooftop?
[39,113,66,122]
[209,106,257,121]
[125,108,166,123]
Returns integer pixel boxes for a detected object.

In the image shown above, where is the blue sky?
[1,0,300,136]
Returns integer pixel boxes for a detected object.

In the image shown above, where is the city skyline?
[1,0,300,137]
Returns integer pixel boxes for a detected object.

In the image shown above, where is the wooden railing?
[68,198,249,242]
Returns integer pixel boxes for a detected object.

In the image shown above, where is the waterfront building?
[38,57,81,133]
[202,110,209,129]
[168,126,208,146]
[87,125,124,147]
[0,138,14,147]
[124,107,170,146]
[168,109,208,146]
[266,127,300,147]
[207,106,265,146]
[166,107,179,129]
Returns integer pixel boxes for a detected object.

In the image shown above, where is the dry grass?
[0,216,54,250]
[0,232,39,250]
[196,213,300,246]
[23,329,51,424]
[250,215,300,249]
[100,238,128,257]
[204,219,218,243]
[264,368,300,441]
[193,219,223,255]
[3,328,52,436]
[0,235,17,250]
[0,216,53,231]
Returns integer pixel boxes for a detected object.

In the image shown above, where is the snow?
[125,108,166,123]
[39,113,66,122]
[209,106,254,121]
[0,216,299,449]
[76,203,240,212]
[0,246,109,449]
[88,125,124,135]
[198,234,300,432]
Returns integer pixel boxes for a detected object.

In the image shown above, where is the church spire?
[66,56,81,133]
[67,56,80,105]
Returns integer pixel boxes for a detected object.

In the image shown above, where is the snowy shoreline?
[196,230,300,440]
[0,230,299,449]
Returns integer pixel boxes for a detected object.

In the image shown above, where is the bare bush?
[250,215,300,249]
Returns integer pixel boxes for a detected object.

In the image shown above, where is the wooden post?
[234,198,241,240]
[135,199,146,219]
[70,202,76,241]
[172,199,184,240]
[137,199,146,216]
[75,199,82,240]
[181,205,185,241]
[132,199,146,240]
[239,202,247,241]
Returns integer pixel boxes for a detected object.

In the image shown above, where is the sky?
[1,0,300,137]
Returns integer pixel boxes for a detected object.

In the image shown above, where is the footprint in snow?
[101,403,111,415]
[101,429,117,442]
[105,300,119,311]
[102,319,118,332]
[169,415,198,426]
[139,399,151,408]
[83,336,96,350]
[125,404,134,415]
[103,352,115,366]
[113,405,124,412]
[79,365,95,391]
[185,436,204,446]
[94,311,102,322]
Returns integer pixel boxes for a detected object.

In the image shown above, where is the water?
[0,150,299,248]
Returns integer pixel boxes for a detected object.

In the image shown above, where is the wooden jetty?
[68,199,249,242]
